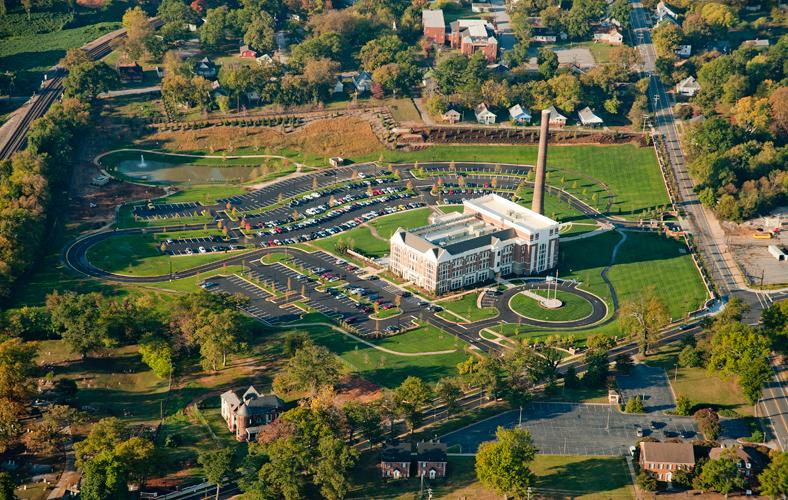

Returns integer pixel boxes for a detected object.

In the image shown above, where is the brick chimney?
[532,109,551,215]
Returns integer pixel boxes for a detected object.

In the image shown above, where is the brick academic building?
[389,194,560,294]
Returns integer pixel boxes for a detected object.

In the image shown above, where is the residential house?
[154,66,164,78]
[639,442,696,483]
[329,157,345,167]
[508,104,531,124]
[220,386,284,442]
[239,45,257,58]
[416,441,448,479]
[442,108,462,124]
[472,1,494,13]
[655,14,680,27]
[676,76,701,97]
[593,27,623,45]
[449,19,498,62]
[486,62,509,75]
[545,105,567,127]
[422,9,446,44]
[742,39,770,49]
[381,443,412,479]
[675,44,692,58]
[256,54,274,65]
[475,103,496,124]
[353,71,373,93]
[708,445,765,481]
[578,106,603,127]
[331,77,345,94]
[531,27,558,43]
[194,57,217,79]
[656,1,679,20]
[117,63,143,83]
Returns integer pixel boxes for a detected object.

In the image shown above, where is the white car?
[198,246,207,253]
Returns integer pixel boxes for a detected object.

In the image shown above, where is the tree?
[358,35,406,72]
[583,348,610,388]
[244,13,275,54]
[652,23,682,59]
[608,0,631,29]
[694,408,721,440]
[537,47,558,79]
[62,61,117,102]
[122,6,154,61]
[0,337,37,401]
[435,377,463,417]
[476,426,537,499]
[23,405,82,455]
[138,337,174,378]
[675,395,693,416]
[694,454,745,495]
[199,448,234,500]
[700,2,737,30]
[637,471,657,491]
[273,342,343,395]
[769,86,788,138]
[60,48,91,70]
[624,395,645,413]
[313,434,357,500]
[758,451,788,498]
[733,96,771,134]
[200,7,229,48]
[283,331,309,357]
[708,321,771,404]
[343,401,382,445]
[80,454,129,500]
[394,376,433,433]
[0,472,14,500]
[548,74,582,113]
[619,286,669,356]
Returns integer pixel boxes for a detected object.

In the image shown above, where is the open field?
[510,289,594,322]
[438,292,499,322]
[377,144,668,219]
[291,325,469,388]
[85,234,253,276]
[370,324,465,353]
[645,343,752,416]
[350,454,633,499]
[311,226,389,258]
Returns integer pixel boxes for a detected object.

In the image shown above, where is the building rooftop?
[464,194,559,233]
[640,442,696,465]
[422,9,445,29]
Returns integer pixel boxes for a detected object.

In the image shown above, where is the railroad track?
[0,18,161,161]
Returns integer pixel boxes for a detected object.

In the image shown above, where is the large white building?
[389,194,560,294]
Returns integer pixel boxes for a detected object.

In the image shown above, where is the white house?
[742,39,770,49]
[578,106,603,127]
[593,27,624,45]
[442,109,462,124]
[256,54,274,65]
[656,1,678,20]
[676,76,701,97]
[545,105,567,127]
[508,104,531,124]
[353,71,373,93]
[475,103,496,124]
[331,77,344,94]
[675,44,692,58]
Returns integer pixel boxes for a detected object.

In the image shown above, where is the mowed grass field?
[377,144,667,219]
[292,324,469,388]
[85,233,252,276]
[369,207,433,238]
[509,289,594,322]
[438,292,499,322]
[350,454,633,499]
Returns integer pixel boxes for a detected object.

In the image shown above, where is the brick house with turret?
[220,386,284,442]
[449,20,498,62]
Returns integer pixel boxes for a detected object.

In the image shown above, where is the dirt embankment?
[140,116,384,158]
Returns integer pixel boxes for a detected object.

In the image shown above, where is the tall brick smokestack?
[532,109,551,215]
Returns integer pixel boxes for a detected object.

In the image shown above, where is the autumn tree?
[199,448,233,500]
[758,451,788,498]
[122,7,154,61]
[273,341,344,395]
[395,376,433,433]
[619,286,669,356]
[476,426,537,499]
[62,61,118,102]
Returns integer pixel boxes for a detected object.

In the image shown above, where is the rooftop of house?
[708,446,765,468]
[221,386,284,417]
[422,9,445,29]
[578,106,603,124]
[382,443,412,462]
[677,76,701,88]
[417,441,448,462]
[640,442,696,465]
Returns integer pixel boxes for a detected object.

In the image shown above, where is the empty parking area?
[616,364,676,413]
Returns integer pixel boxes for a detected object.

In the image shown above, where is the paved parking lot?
[133,201,205,220]
[442,401,751,456]
[617,364,676,413]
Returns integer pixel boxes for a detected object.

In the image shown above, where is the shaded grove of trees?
[682,36,787,222]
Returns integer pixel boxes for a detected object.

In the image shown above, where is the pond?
[114,157,260,185]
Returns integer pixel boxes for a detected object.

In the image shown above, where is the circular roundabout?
[498,281,608,329]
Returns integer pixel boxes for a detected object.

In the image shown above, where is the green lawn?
[291,325,469,388]
[509,289,594,322]
[370,307,402,320]
[369,324,466,353]
[369,207,434,239]
[375,144,668,219]
[645,343,752,416]
[165,185,249,204]
[86,233,253,276]
[607,232,708,321]
[438,293,499,322]
[312,226,390,258]
[350,454,633,499]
